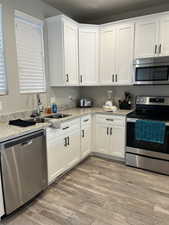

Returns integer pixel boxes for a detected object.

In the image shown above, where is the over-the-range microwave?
[134,56,169,85]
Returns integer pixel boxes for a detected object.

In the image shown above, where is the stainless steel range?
[126,96,169,175]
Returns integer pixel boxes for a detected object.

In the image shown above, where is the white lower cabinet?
[47,118,80,184]
[94,114,126,159]
[80,115,92,159]
[47,113,126,184]
[0,172,4,218]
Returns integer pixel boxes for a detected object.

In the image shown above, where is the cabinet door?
[64,20,79,86]
[66,128,81,168]
[116,23,134,85]
[159,15,169,56]
[0,172,4,218]
[109,126,125,159]
[95,123,110,154]
[79,26,99,85]
[81,124,91,159]
[47,130,66,184]
[100,26,116,84]
[135,19,159,58]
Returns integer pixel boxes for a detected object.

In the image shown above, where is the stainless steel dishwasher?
[0,129,48,215]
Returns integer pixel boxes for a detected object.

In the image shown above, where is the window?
[0,6,7,95]
[15,11,46,94]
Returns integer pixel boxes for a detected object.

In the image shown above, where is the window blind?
[0,6,7,95]
[15,11,46,94]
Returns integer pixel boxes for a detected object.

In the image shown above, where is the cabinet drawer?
[81,115,91,126]
[95,114,125,127]
[61,118,80,131]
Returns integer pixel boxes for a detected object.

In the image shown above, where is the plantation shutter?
[15,11,46,93]
[0,6,7,95]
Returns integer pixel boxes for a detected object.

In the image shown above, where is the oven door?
[134,65,169,85]
[126,118,169,159]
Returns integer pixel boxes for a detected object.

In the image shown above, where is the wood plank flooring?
[2,156,169,225]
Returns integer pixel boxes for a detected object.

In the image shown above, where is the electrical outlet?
[68,96,73,101]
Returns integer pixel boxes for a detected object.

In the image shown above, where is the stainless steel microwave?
[134,56,169,85]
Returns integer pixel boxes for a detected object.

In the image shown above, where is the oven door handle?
[127,118,169,126]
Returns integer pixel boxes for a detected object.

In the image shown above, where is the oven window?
[127,122,169,154]
[136,66,169,81]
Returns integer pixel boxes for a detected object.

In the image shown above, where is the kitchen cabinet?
[47,128,67,184]
[0,172,4,218]
[100,25,116,85]
[159,15,169,56]
[80,115,92,159]
[94,114,126,159]
[115,23,134,85]
[100,22,134,85]
[135,14,169,58]
[46,15,79,86]
[79,25,99,85]
[135,18,159,58]
[47,118,80,184]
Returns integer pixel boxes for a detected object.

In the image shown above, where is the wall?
[0,0,80,114]
[80,86,169,107]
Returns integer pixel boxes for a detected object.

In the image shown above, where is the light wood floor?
[2,156,169,225]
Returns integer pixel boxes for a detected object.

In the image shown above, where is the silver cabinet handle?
[106,119,114,122]
[115,74,117,82]
[66,74,69,82]
[112,74,114,82]
[64,138,67,147]
[107,127,109,135]
[80,75,83,83]
[82,130,85,138]
[62,126,69,130]
[159,44,162,54]
[83,119,89,123]
[110,128,112,136]
[154,44,157,54]
[67,136,70,146]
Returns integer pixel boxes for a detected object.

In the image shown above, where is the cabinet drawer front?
[95,114,125,127]
[61,118,80,131]
[81,115,92,126]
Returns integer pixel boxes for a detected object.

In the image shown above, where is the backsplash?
[80,85,169,107]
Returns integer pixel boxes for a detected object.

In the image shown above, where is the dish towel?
[135,120,166,144]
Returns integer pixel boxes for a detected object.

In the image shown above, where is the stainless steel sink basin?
[44,113,71,119]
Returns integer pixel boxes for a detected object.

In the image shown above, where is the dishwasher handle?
[21,140,33,147]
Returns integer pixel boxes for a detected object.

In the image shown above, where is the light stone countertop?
[0,107,132,143]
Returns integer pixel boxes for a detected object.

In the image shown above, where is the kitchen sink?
[44,113,71,119]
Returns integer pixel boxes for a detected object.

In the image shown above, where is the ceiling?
[43,0,169,23]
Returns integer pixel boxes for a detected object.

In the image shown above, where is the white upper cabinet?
[116,23,134,85]
[79,25,99,85]
[46,15,79,86]
[135,18,159,58]
[135,13,169,58]
[159,15,169,56]
[100,22,134,85]
[100,25,116,85]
